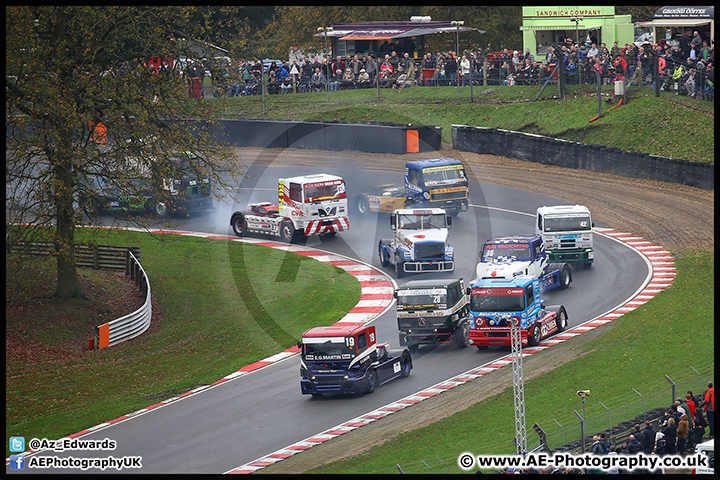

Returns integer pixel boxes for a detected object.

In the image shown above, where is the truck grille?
[415,242,444,260]
[559,239,577,249]
[430,190,467,202]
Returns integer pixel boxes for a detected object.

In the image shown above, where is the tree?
[6,6,243,299]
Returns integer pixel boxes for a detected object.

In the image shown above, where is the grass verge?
[210,84,714,164]
[5,227,361,457]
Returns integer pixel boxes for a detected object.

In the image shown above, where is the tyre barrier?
[452,125,714,190]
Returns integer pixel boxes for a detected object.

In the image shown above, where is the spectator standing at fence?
[610,41,622,61]
[388,51,400,72]
[662,417,678,454]
[301,57,314,84]
[641,421,656,455]
[591,436,604,455]
[693,400,708,444]
[445,52,457,86]
[524,48,534,65]
[703,381,714,437]
[364,54,377,83]
[512,50,522,74]
[311,68,325,92]
[684,68,697,96]
[328,69,341,91]
[400,52,413,74]
[627,434,643,455]
[459,54,471,86]
[677,410,689,454]
[587,42,599,60]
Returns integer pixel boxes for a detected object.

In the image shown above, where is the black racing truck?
[395,278,470,350]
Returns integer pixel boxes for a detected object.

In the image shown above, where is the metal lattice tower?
[510,316,528,455]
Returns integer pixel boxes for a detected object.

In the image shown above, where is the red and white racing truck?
[230,173,349,243]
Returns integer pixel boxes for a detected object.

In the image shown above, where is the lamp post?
[569,16,583,46]
[452,20,464,89]
[317,26,333,92]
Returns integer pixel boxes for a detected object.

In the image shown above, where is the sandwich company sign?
[529,7,605,18]
[654,6,714,19]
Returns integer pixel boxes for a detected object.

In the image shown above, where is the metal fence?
[95,250,152,349]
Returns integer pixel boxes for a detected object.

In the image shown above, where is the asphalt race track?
[10,150,651,474]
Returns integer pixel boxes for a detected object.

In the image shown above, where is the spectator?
[703,381,714,437]
[627,434,643,454]
[512,50,523,73]
[691,30,703,49]
[445,52,457,85]
[357,68,370,88]
[388,50,400,72]
[328,69,342,91]
[385,65,400,88]
[661,417,677,454]
[310,67,325,92]
[400,52,414,74]
[694,400,709,444]
[654,431,667,456]
[459,54,471,86]
[676,410,689,454]
[680,32,692,60]
[301,57,314,84]
[606,445,620,474]
[684,68,697,96]
[610,41,622,60]
[349,54,363,80]
[365,54,377,83]
[331,56,344,76]
[524,48,534,64]
[392,66,411,89]
[341,67,355,90]
[641,420,656,455]
[587,42,599,59]
[591,436,604,455]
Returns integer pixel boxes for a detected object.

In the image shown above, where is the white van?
[693,439,714,474]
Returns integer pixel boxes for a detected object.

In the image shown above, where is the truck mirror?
[296,341,303,349]
[466,287,471,295]
[447,214,452,228]
[390,215,396,229]
[393,290,398,298]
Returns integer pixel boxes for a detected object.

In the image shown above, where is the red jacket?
[704,387,714,412]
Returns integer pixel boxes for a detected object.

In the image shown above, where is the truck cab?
[279,173,349,237]
[476,235,571,291]
[396,278,470,349]
[467,277,568,349]
[298,325,412,396]
[536,205,594,268]
[378,208,454,278]
[405,158,469,215]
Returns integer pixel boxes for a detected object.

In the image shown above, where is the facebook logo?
[9,436,25,453]
[9,454,25,470]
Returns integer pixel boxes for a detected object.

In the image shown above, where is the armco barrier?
[452,125,714,190]
[203,119,441,154]
[95,251,152,349]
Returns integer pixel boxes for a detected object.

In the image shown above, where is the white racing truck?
[536,205,594,268]
[378,208,454,278]
[476,235,571,292]
[230,173,349,243]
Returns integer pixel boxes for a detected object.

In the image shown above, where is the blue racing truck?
[353,158,469,216]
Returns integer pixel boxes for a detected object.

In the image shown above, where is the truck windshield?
[482,243,531,261]
[398,213,447,229]
[470,289,525,312]
[303,179,346,203]
[302,336,355,361]
[422,165,467,186]
[543,214,591,232]
[397,288,448,310]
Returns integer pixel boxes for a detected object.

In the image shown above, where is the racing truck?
[378,208,454,278]
[230,173,349,243]
[477,235,571,292]
[80,151,214,218]
[298,324,412,396]
[536,205,594,268]
[466,276,568,349]
[353,158,469,216]
[396,278,470,350]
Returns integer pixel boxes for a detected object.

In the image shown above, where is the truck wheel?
[378,242,390,267]
[455,322,470,348]
[231,214,246,237]
[556,307,568,332]
[279,220,295,243]
[400,353,412,378]
[583,262,593,269]
[394,254,405,278]
[528,324,542,346]
[151,200,169,218]
[355,195,370,215]
[559,264,571,289]
[364,369,377,394]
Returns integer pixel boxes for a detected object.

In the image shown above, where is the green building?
[520,6,634,56]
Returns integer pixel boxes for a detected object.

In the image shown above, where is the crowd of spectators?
[185,29,713,101]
